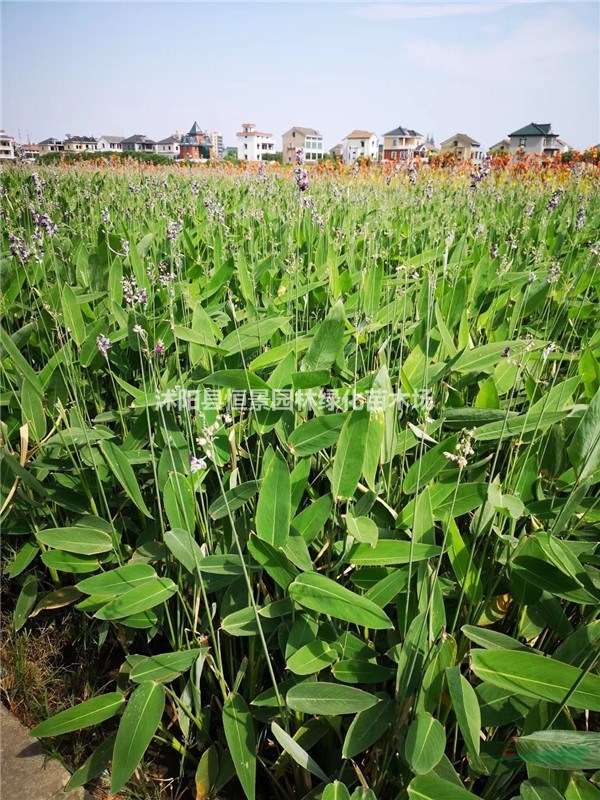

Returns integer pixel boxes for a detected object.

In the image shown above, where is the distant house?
[19,144,40,161]
[38,137,64,155]
[508,123,564,156]
[0,131,16,160]
[122,135,157,154]
[156,136,181,158]
[488,138,510,153]
[97,136,124,152]
[282,127,324,164]
[207,131,224,158]
[63,135,97,152]
[382,125,423,160]
[179,122,212,160]
[237,123,276,162]
[440,133,484,161]
[342,130,379,164]
[330,144,343,159]
[414,139,439,157]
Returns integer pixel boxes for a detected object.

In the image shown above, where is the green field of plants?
[1,163,600,800]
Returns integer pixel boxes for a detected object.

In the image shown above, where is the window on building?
[519,137,526,147]
[454,140,459,147]
[392,138,397,146]
[391,151,397,159]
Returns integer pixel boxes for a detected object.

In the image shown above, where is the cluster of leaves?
[37,150,175,166]
[1,163,600,800]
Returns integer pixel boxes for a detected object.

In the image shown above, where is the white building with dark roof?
[97,136,124,152]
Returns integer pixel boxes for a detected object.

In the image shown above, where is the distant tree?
[263,152,283,163]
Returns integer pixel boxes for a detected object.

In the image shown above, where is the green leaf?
[346,512,378,548]
[408,774,480,800]
[403,434,460,494]
[7,541,39,578]
[61,284,86,346]
[446,666,487,773]
[346,540,441,566]
[36,525,113,555]
[287,641,337,675]
[331,410,370,500]
[332,659,393,684]
[31,693,125,737]
[515,731,600,770]
[164,527,203,576]
[302,298,345,372]
[195,745,220,800]
[565,777,600,800]
[21,378,46,440]
[342,695,396,758]
[64,734,116,792]
[13,574,38,632]
[0,324,44,396]
[77,564,157,596]
[287,414,347,457]
[163,472,195,532]
[292,494,332,543]
[95,577,177,620]
[247,534,298,590]
[453,341,518,374]
[111,682,165,794]
[99,440,152,517]
[405,713,446,775]
[41,551,99,574]
[223,692,256,800]
[286,682,378,715]
[322,782,352,800]
[129,649,206,683]
[520,778,570,800]
[470,650,600,711]
[445,518,482,603]
[288,572,393,630]
[208,481,260,520]
[256,451,290,548]
[569,388,600,483]
[271,721,328,782]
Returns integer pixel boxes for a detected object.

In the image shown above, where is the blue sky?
[2,1,599,150]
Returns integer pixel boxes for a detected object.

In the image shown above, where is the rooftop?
[509,122,558,138]
[345,130,376,140]
[122,134,157,144]
[384,125,422,138]
[440,133,481,147]
[284,127,322,138]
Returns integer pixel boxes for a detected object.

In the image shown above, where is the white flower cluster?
[444,429,476,470]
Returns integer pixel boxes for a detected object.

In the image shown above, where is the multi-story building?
[236,123,276,162]
[121,134,157,154]
[63,135,97,152]
[156,136,181,158]
[508,123,565,156]
[207,131,224,158]
[282,127,324,164]
[38,137,64,155]
[0,131,16,160]
[439,133,484,161]
[382,125,423,160]
[97,136,124,152]
[342,130,379,164]
[178,122,212,160]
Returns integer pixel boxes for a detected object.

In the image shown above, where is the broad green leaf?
[520,778,571,800]
[271,721,328,782]
[41,550,99,573]
[289,572,393,630]
[195,745,219,800]
[403,434,460,494]
[515,731,600,770]
[111,682,165,793]
[8,541,39,578]
[13,574,38,631]
[453,341,518,374]
[569,388,600,483]
[565,777,600,800]
[64,734,116,792]
[286,682,378,715]
[446,666,487,773]
[95,577,177,620]
[31,693,125,737]
[346,540,441,566]
[461,625,535,652]
[445,518,482,603]
[346,512,378,548]
[129,649,206,683]
[208,481,260,520]
[342,695,396,758]
[287,414,347,457]
[256,451,290,548]
[36,526,112,555]
[405,713,446,774]
[21,378,46,440]
[0,324,44,396]
[248,534,298,589]
[470,650,600,711]
[61,284,86,346]
[408,774,480,800]
[77,564,157,596]
[164,527,203,576]
[332,660,393,684]
[99,440,151,517]
[223,692,256,800]
[292,494,332,543]
[163,472,195,532]
[331,410,370,500]
[301,298,345,372]
[322,782,352,800]
[287,641,337,675]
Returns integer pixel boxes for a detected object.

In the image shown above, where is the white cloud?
[356,2,505,20]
